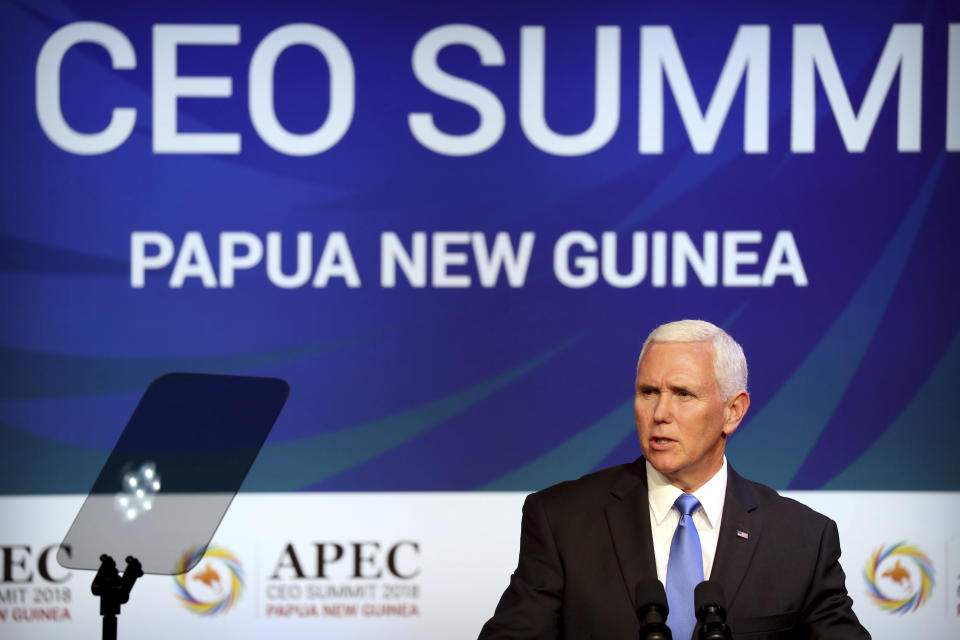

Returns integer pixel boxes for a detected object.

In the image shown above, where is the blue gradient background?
[1,0,958,494]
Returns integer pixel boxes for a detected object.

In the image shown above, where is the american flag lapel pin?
[736,529,749,540]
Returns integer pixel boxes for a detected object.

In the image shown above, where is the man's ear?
[722,391,750,436]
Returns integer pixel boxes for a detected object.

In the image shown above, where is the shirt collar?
[646,456,727,528]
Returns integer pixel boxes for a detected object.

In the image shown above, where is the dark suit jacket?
[478,459,870,640]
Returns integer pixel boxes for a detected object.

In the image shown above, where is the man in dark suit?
[479,320,869,639]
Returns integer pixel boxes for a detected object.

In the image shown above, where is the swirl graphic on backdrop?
[863,542,934,614]
[173,546,244,615]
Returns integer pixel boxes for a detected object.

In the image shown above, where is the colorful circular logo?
[173,546,244,615]
[863,542,934,614]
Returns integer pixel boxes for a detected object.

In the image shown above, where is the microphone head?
[636,580,672,639]
[694,580,727,619]
[635,579,669,616]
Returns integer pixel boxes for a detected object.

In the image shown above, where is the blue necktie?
[666,493,704,640]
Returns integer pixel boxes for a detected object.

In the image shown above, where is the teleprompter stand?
[92,555,143,640]
[55,373,289,639]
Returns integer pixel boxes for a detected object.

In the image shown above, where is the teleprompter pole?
[91,554,143,640]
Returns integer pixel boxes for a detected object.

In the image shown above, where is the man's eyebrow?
[668,383,697,395]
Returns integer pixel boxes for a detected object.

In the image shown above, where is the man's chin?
[643,451,683,475]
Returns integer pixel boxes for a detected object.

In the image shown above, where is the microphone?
[635,580,672,640]
[694,581,732,640]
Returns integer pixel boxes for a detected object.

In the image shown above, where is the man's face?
[634,341,747,491]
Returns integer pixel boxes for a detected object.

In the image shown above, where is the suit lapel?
[710,465,761,609]
[603,461,763,613]
[604,460,657,610]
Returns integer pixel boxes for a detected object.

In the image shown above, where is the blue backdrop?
[2,0,958,494]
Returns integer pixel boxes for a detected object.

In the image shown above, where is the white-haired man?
[479,320,869,640]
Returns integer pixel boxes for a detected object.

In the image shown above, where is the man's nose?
[653,394,671,422]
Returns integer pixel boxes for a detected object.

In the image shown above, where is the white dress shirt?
[646,456,727,583]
